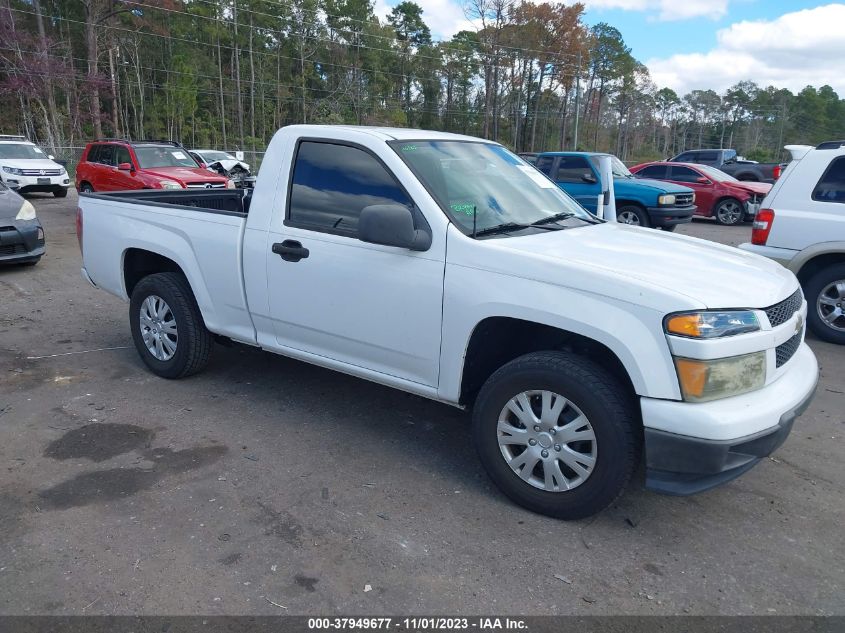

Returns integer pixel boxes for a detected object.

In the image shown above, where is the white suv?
[740,141,845,343]
[0,135,71,198]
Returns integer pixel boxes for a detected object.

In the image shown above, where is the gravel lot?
[1,190,842,616]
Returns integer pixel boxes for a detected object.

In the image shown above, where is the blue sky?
[373,1,845,96]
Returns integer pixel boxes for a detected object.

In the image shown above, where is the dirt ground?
[0,190,842,615]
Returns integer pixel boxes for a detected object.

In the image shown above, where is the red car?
[630,161,771,226]
[75,139,231,193]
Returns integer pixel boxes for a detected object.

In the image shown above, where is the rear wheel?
[713,198,744,226]
[472,351,639,520]
[79,182,94,193]
[806,264,845,345]
[129,272,213,378]
[53,188,68,198]
[616,204,650,228]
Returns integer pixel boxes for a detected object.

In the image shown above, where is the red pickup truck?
[75,140,231,193]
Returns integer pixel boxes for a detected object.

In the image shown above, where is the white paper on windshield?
[518,164,555,188]
[33,147,43,153]
[171,151,187,160]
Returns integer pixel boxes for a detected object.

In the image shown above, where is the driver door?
[264,140,446,388]
[554,156,600,213]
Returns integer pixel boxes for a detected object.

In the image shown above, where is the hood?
[141,166,228,183]
[726,181,771,196]
[0,157,63,170]
[473,223,797,310]
[0,186,25,219]
[614,177,692,195]
[208,159,250,172]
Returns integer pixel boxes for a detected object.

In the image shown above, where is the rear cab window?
[287,140,413,237]
[812,156,845,203]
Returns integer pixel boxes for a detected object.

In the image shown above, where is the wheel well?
[123,248,185,296]
[796,252,845,286]
[615,199,643,210]
[459,317,637,408]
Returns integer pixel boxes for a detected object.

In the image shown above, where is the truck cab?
[535,151,696,230]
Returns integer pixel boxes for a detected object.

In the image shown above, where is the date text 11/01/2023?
[307,618,528,630]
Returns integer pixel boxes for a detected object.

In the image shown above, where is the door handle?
[272,240,310,262]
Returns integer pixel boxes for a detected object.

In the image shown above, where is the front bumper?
[2,173,70,193]
[0,219,46,263]
[646,204,696,227]
[641,343,818,495]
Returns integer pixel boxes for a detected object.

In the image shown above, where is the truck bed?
[88,188,251,215]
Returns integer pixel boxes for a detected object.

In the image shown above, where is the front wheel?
[53,188,68,198]
[472,351,639,520]
[616,205,650,228]
[806,264,845,344]
[713,198,744,226]
[129,272,213,378]
[659,224,677,232]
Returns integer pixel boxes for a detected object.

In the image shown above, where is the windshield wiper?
[473,222,564,237]
[530,212,576,226]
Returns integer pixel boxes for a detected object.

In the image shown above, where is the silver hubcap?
[140,295,178,361]
[618,210,640,225]
[817,280,845,332]
[497,390,597,492]
[717,201,742,224]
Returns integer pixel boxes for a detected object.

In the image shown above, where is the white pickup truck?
[78,125,818,519]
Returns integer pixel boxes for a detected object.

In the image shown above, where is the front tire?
[713,198,744,226]
[129,272,213,378]
[805,264,845,344]
[472,351,639,520]
[53,188,68,198]
[616,204,650,228]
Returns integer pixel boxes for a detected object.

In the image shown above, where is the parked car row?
[668,148,785,184]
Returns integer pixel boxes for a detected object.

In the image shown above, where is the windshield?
[134,146,199,169]
[588,155,632,178]
[199,151,236,162]
[0,143,47,160]
[698,164,738,182]
[390,141,594,234]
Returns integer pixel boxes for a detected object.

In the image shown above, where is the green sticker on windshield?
[401,144,418,152]
[450,203,475,216]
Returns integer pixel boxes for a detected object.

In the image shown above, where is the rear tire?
[53,188,68,198]
[659,224,677,232]
[713,198,744,225]
[79,182,94,193]
[472,351,639,520]
[616,204,650,228]
[129,272,213,378]
[805,264,845,345]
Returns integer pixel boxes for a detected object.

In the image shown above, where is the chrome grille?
[674,193,694,206]
[20,168,62,176]
[185,182,226,189]
[764,289,803,327]
[776,329,802,368]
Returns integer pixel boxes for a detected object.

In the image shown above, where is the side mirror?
[359,204,431,251]
[581,173,597,184]
[235,151,245,161]
[696,176,711,184]
[198,162,207,169]
[118,162,133,171]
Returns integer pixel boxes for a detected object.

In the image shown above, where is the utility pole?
[573,51,581,150]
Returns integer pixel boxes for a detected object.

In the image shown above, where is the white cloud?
[646,4,845,95]
[582,0,729,21]
[376,0,477,40]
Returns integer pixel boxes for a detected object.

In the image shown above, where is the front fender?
[438,263,682,403]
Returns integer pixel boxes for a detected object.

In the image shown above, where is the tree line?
[2,0,844,164]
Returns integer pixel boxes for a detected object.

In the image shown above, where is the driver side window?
[555,156,594,183]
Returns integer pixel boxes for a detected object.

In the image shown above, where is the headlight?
[3,166,23,175]
[160,180,182,190]
[674,352,766,403]
[658,194,676,205]
[665,310,759,338]
[226,179,236,189]
[16,200,36,220]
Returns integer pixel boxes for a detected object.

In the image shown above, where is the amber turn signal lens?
[666,314,702,337]
[674,358,709,399]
